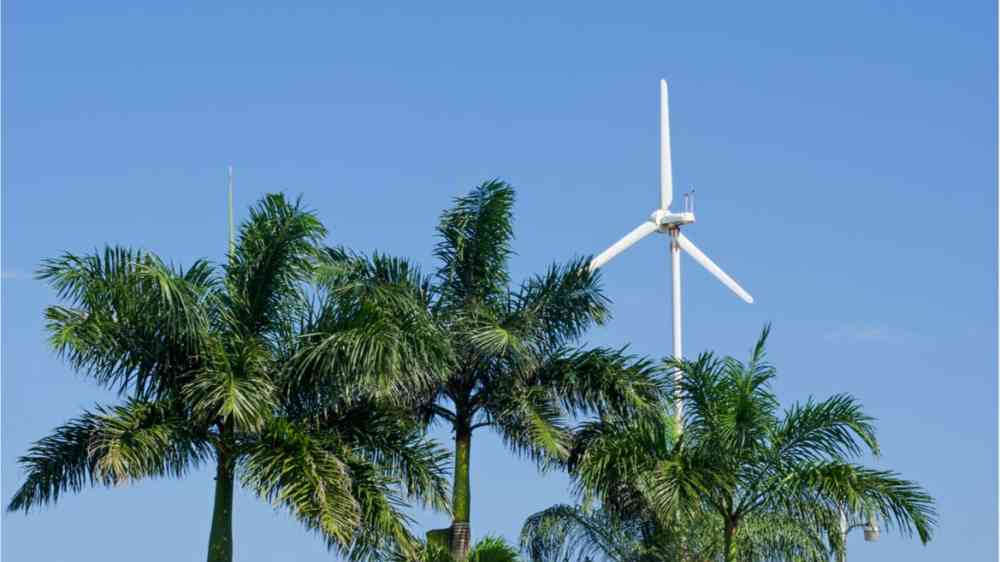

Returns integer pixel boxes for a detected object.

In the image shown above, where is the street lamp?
[863,515,880,542]
[838,508,879,562]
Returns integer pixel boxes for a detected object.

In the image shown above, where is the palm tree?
[344,180,665,560]
[7,194,452,562]
[524,327,937,562]
[521,502,834,562]
[522,419,829,562]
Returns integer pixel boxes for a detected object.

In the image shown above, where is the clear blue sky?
[3,2,996,560]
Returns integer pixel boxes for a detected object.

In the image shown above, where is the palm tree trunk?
[722,519,737,562]
[450,422,472,560]
[207,447,235,562]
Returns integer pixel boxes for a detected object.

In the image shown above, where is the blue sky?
[3,2,996,560]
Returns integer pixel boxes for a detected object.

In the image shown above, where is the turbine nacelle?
[650,208,695,231]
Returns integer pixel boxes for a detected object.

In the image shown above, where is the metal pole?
[838,507,848,562]
[670,229,687,558]
[227,165,234,258]
[671,229,683,427]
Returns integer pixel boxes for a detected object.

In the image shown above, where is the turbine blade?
[675,233,753,303]
[590,221,659,270]
[660,79,673,209]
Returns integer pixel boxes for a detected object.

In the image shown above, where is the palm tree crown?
[524,327,937,562]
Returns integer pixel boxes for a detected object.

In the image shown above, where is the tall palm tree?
[344,180,665,560]
[524,327,937,562]
[8,194,452,562]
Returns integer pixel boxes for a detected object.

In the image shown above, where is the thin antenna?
[227,165,234,258]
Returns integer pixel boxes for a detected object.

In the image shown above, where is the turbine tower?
[589,80,753,425]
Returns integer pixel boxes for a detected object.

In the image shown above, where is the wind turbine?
[589,80,753,424]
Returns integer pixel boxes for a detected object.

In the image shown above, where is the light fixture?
[863,515,880,542]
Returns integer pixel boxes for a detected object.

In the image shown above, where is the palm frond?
[567,411,676,517]
[317,246,435,307]
[509,258,610,350]
[487,384,571,466]
[224,193,326,337]
[396,539,453,562]
[667,348,778,463]
[468,535,520,562]
[434,180,515,308]
[772,394,879,464]
[534,347,666,418]
[37,246,216,398]
[8,399,210,512]
[643,447,730,523]
[339,458,420,562]
[240,418,360,547]
[320,404,452,513]
[183,365,277,433]
[733,510,830,562]
[777,460,936,543]
[464,312,536,372]
[664,352,727,442]
[289,248,451,406]
[521,505,639,562]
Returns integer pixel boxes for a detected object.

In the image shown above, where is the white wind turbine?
[589,80,753,423]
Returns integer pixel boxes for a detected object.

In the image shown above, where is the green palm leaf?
[38,247,216,398]
[240,418,360,546]
[434,179,515,307]
[521,505,642,562]
[223,193,325,336]
[290,247,451,404]
[9,399,210,512]
[467,535,520,562]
